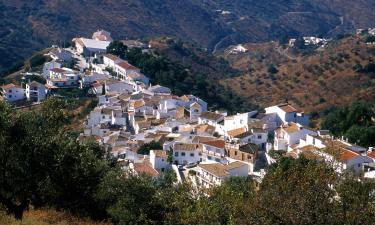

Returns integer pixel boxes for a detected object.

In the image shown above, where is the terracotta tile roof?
[117,61,138,70]
[227,127,247,137]
[278,104,298,113]
[104,54,120,61]
[153,150,167,158]
[199,161,248,177]
[282,122,301,133]
[202,139,226,149]
[195,124,216,134]
[174,143,200,152]
[50,68,67,73]
[133,162,159,177]
[368,151,375,159]
[238,143,259,154]
[0,83,16,90]
[192,136,217,143]
[338,150,359,162]
[200,111,224,121]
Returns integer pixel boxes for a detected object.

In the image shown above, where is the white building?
[224,111,258,132]
[92,30,113,42]
[201,140,227,163]
[172,143,202,165]
[265,103,310,126]
[197,161,249,188]
[47,68,80,88]
[43,61,61,78]
[73,38,110,56]
[150,150,170,172]
[0,83,25,102]
[274,122,317,151]
[26,81,47,102]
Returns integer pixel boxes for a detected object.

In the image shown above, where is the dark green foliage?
[364,62,375,73]
[106,43,258,113]
[138,141,162,155]
[267,64,279,74]
[28,53,49,68]
[352,63,363,72]
[322,101,375,147]
[106,41,128,59]
[0,98,111,220]
[293,37,306,50]
[365,36,375,43]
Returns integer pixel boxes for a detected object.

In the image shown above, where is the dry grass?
[0,209,112,225]
[220,36,375,112]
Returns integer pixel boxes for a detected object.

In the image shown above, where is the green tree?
[106,41,128,59]
[137,141,162,155]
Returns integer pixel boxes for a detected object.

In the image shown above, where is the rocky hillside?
[1,0,375,72]
[219,35,375,112]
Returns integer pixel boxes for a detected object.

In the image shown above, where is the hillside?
[1,0,375,72]
[219,35,375,112]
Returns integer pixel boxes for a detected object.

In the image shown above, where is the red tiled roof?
[367,151,375,159]
[133,162,159,177]
[279,104,297,113]
[104,54,120,61]
[202,139,226,149]
[339,150,359,162]
[50,68,66,73]
[117,61,138,70]
[0,83,16,90]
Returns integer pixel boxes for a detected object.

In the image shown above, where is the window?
[234,151,237,156]
[199,152,202,156]
[8,95,12,98]
[194,109,199,113]
[181,152,186,156]
[215,158,220,162]
[248,155,252,160]
[190,153,194,157]
[207,156,212,160]
[174,152,179,157]
[258,135,262,139]
[8,90,12,93]
[161,159,164,162]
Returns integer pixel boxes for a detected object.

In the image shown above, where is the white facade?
[197,162,249,188]
[26,82,47,102]
[274,123,317,151]
[0,84,26,102]
[43,61,61,78]
[150,150,170,172]
[265,104,310,126]
[172,143,202,165]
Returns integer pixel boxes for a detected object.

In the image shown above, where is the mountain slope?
[1,0,375,72]
[219,35,375,112]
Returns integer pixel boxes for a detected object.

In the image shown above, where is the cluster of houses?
[289,36,330,48]
[2,30,375,188]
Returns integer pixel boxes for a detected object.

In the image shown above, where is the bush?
[267,64,279,74]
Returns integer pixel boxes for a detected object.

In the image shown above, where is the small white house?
[265,103,310,126]
[197,161,249,188]
[274,122,317,151]
[172,143,202,165]
[26,81,47,102]
[150,150,170,172]
[43,61,61,78]
[0,83,26,102]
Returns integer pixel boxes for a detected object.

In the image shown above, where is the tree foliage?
[104,41,258,114]
[321,101,375,147]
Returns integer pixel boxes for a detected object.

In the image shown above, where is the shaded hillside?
[219,35,375,112]
[1,0,375,72]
